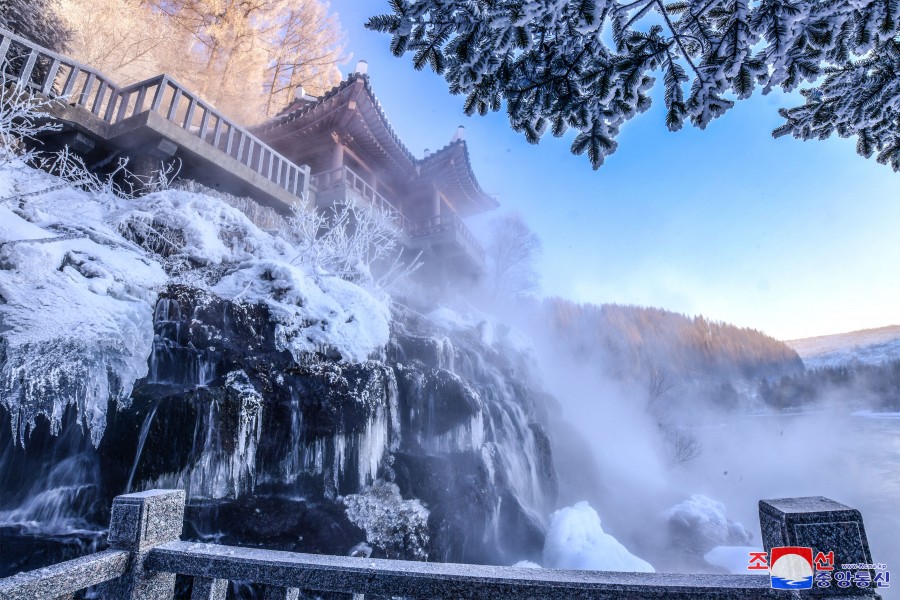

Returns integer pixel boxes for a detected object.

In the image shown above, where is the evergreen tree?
[0,0,70,53]
[366,0,900,170]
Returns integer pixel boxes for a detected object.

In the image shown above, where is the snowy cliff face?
[0,163,166,447]
[0,159,557,572]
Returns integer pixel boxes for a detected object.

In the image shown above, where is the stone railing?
[0,490,882,599]
[0,26,309,201]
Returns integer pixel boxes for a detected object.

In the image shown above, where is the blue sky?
[329,1,899,340]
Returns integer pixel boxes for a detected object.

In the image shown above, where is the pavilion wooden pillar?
[330,133,344,170]
[431,185,441,222]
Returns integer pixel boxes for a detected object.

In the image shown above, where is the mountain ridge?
[785,325,900,369]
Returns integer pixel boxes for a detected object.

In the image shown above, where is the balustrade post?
[19,50,38,85]
[98,489,185,600]
[191,576,228,600]
[759,496,879,597]
[263,586,300,600]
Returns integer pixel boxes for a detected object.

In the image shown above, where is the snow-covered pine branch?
[367,0,900,170]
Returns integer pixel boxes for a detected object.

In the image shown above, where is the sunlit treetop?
[366,0,900,171]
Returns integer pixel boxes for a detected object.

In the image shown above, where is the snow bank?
[124,190,390,364]
[212,261,389,364]
[542,502,654,572]
[0,162,166,445]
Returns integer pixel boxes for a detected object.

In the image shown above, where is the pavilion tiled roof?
[420,139,499,216]
[257,72,498,216]
[256,73,418,178]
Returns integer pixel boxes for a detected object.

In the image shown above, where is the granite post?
[98,489,186,600]
[759,496,880,598]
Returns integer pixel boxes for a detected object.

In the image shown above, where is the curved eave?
[255,74,417,179]
[419,140,499,217]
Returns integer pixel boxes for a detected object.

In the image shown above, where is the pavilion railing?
[409,213,487,264]
[313,165,488,265]
[0,489,882,600]
[313,165,413,231]
[0,26,309,201]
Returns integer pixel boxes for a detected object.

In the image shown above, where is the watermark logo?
[768,547,814,589]
[748,548,891,590]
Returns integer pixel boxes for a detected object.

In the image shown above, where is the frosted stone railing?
[0,26,309,201]
[409,213,487,264]
[0,490,882,599]
[313,165,412,231]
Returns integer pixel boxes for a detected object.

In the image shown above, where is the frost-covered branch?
[368,0,900,170]
[287,198,422,290]
[32,146,133,198]
[0,75,61,163]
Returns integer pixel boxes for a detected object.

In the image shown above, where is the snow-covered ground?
[786,326,900,369]
[0,158,390,446]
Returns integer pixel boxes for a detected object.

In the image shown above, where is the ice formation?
[0,162,166,446]
[666,494,752,552]
[542,502,655,572]
[0,158,391,447]
[342,480,430,560]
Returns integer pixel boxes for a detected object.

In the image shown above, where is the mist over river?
[678,411,900,598]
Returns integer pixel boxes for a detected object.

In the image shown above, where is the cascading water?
[1,286,558,579]
[0,454,102,535]
[124,402,158,494]
[0,410,106,577]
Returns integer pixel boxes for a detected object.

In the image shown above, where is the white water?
[0,454,101,535]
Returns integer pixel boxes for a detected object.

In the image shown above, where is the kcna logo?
[748,547,825,590]
[768,547,816,589]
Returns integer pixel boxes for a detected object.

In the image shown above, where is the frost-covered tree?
[367,0,900,171]
[142,0,345,122]
[52,0,343,123]
[0,0,70,52]
[486,213,542,300]
[54,0,199,86]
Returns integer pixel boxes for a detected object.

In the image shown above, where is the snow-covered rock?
[542,502,654,572]
[0,159,390,446]
[0,162,166,446]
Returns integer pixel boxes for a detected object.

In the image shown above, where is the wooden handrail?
[313,165,412,231]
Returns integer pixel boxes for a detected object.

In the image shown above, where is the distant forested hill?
[540,299,804,384]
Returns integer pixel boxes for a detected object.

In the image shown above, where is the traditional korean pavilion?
[256,61,498,279]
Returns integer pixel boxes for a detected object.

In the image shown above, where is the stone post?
[98,489,186,600]
[759,496,879,597]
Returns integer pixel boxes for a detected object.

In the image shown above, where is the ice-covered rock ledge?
[0,159,389,446]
